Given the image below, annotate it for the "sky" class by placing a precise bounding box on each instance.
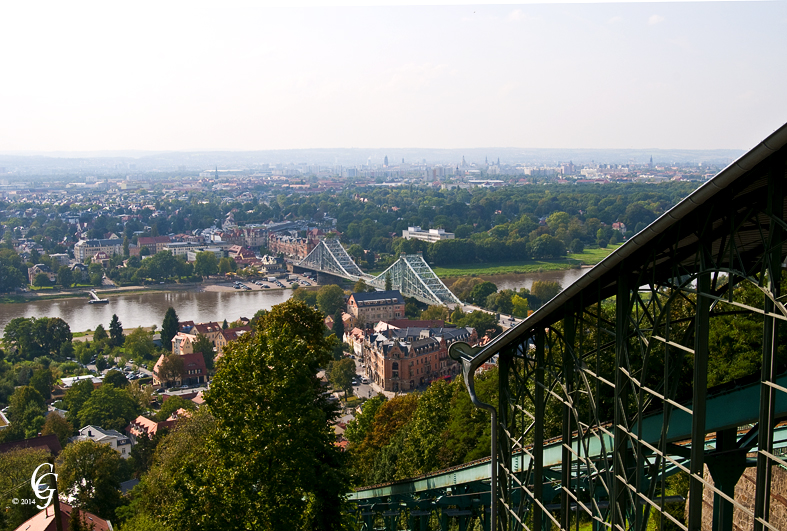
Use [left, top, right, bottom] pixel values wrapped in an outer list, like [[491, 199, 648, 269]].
[[1, 1, 786, 153]]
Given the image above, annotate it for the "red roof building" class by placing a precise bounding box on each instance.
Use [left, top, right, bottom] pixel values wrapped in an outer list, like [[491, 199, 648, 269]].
[[13, 503, 112, 531]]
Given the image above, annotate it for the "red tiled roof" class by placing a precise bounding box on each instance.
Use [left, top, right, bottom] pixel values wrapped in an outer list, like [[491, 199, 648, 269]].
[[0, 434, 62, 456], [13, 502, 111, 531]]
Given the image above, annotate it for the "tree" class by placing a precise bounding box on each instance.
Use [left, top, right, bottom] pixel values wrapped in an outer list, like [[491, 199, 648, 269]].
[[30, 368, 54, 400], [222, 319, 228, 330], [0, 447, 53, 529], [316, 284, 345, 317], [158, 354, 185, 387], [8, 386, 46, 439], [125, 327, 155, 360], [109, 314, 124, 347], [332, 309, 345, 340], [123, 236, 130, 257], [468, 281, 497, 305], [511, 294, 530, 318], [161, 307, 179, 351], [328, 357, 356, 399], [95, 355, 107, 372], [44, 317, 73, 357], [455, 310, 501, 338], [530, 280, 562, 304], [93, 324, 108, 343], [125, 409, 217, 529], [218, 257, 236, 274], [570, 238, 584, 254], [77, 384, 140, 432], [193, 251, 219, 277], [192, 334, 215, 371], [41, 413, 74, 447], [57, 440, 123, 521], [64, 380, 94, 425], [385, 271, 392, 291], [103, 369, 129, 388], [531, 234, 566, 259], [344, 393, 387, 446], [420, 305, 450, 322], [33, 271, 50, 287], [154, 394, 196, 422], [292, 285, 318, 306], [57, 265, 73, 288], [201, 299, 349, 529], [0, 263, 24, 292], [353, 279, 369, 293]]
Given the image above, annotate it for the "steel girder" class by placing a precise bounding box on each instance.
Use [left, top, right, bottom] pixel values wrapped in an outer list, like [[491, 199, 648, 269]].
[[299, 241, 460, 306], [445, 140, 787, 531], [370, 253, 461, 306], [299, 238, 370, 279]]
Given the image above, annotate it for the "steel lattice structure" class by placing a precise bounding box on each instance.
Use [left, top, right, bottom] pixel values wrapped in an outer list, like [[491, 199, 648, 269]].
[[299, 237, 370, 279], [368, 253, 461, 306], [298, 244, 460, 306], [348, 123, 787, 531]]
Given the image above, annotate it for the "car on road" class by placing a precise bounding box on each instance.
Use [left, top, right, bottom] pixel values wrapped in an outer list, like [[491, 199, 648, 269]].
[[362, 377, 369, 384]]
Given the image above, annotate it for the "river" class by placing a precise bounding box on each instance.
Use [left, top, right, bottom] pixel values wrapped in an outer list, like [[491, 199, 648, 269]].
[[469, 267, 591, 292], [0, 268, 586, 335], [0, 289, 293, 334]]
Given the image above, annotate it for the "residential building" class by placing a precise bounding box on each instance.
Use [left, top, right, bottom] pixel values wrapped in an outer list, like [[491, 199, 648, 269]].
[[13, 502, 112, 531], [214, 326, 252, 358], [74, 239, 123, 261], [126, 414, 176, 444], [27, 263, 55, 284], [347, 290, 405, 329], [72, 425, 133, 458], [363, 326, 477, 392], [153, 352, 207, 387], [172, 332, 197, 355], [267, 231, 319, 259], [185, 247, 223, 262], [137, 235, 172, 254]]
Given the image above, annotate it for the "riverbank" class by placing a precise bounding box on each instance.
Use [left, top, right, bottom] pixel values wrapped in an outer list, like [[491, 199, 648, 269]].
[[431, 244, 621, 278], [0, 278, 307, 304]]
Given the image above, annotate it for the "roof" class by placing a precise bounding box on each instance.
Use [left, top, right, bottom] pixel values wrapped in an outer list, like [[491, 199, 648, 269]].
[[193, 322, 222, 335], [387, 319, 447, 329], [350, 290, 404, 304], [465, 121, 787, 369], [12, 502, 112, 531], [137, 236, 171, 245], [0, 434, 62, 456], [76, 239, 122, 247]]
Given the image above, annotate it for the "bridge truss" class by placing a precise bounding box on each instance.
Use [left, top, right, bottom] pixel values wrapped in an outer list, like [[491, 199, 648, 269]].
[[368, 253, 461, 306], [349, 123, 787, 531], [298, 243, 460, 306]]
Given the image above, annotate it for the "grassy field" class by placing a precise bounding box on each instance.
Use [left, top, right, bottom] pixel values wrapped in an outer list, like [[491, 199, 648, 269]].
[[430, 245, 621, 278]]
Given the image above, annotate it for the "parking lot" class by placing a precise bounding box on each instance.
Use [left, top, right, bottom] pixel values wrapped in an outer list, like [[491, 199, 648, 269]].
[[230, 273, 316, 292]]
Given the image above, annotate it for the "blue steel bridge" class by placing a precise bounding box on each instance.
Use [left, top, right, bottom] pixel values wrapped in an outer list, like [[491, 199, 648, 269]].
[[348, 121, 787, 531]]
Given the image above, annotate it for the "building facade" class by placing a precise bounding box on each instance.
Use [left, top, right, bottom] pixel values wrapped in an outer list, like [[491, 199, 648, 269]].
[[402, 226, 455, 242], [74, 239, 123, 261], [267, 231, 319, 259], [347, 290, 405, 329], [363, 326, 477, 392]]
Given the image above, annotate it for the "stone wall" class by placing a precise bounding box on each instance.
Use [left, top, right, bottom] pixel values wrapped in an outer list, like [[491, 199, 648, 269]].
[[684, 464, 787, 531]]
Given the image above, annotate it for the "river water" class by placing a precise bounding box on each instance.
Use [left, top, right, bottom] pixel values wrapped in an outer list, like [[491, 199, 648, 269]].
[[474, 268, 591, 292], [0, 289, 293, 334], [0, 268, 587, 334]]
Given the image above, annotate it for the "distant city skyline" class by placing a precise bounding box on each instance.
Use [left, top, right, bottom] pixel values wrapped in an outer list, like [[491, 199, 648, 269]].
[[1, 1, 785, 153]]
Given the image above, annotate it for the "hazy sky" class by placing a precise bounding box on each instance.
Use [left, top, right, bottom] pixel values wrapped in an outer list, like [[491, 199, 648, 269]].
[[1, 1, 785, 152]]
